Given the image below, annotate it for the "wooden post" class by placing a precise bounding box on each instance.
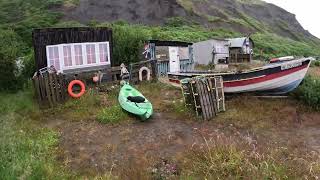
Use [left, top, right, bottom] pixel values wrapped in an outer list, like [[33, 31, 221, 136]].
[[43, 73, 53, 108], [151, 59, 158, 82], [48, 73, 57, 105], [53, 73, 61, 103]]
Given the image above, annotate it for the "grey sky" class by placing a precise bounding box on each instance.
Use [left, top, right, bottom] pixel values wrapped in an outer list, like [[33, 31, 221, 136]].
[[262, 0, 320, 38]]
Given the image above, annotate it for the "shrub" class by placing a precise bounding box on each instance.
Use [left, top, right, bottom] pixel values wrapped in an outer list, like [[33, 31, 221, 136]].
[[0, 29, 25, 91], [294, 76, 320, 109]]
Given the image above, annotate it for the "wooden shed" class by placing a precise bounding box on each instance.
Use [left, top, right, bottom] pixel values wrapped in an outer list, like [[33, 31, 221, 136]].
[[32, 27, 113, 74], [193, 39, 229, 65], [145, 40, 193, 74], [228, 37, 254, 63]]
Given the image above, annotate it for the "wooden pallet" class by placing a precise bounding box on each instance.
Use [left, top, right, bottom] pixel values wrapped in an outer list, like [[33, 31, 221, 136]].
[[181, 76, 225, 120]]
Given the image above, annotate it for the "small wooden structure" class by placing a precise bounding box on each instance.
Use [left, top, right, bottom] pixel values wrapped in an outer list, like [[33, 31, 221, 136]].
[[193, 39, 230, 65], [145, 40, 194, 76], [129, 60, 158, 83], [32, 71, 68, 108], [228, 37, 254, 63], [181, 76, 225, 120], [32, 27, 113, 76]]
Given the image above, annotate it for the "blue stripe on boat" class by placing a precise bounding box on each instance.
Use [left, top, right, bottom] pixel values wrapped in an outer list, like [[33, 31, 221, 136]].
[[258, 79, 303, 95]]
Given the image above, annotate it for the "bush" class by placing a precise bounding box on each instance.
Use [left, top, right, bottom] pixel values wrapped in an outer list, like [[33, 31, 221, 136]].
[[294, 76, 320, 109], [0, 29, 25, 91]]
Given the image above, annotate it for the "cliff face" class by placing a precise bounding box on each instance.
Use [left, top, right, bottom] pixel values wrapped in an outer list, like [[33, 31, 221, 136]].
[[61, 0, 317, 41]]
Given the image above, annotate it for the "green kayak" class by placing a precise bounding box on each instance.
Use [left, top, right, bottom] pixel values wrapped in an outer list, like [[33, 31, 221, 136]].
[[118, 82, 153, 120]]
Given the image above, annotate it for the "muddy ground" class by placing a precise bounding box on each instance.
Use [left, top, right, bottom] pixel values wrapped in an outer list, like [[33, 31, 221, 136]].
[[43, 81, 320, 178]]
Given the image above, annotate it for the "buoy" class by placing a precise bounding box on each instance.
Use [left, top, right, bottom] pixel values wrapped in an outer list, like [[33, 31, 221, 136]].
[[139, 66, 151, 81], [68, 80, 86, 98]]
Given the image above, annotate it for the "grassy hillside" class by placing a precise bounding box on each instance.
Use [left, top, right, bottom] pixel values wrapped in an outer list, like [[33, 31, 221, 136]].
[[0, 0, 320, 91]]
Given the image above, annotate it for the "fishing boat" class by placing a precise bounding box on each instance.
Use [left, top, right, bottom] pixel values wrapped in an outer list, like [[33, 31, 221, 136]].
[[168, 57, 312, 95], [118, 82, 153, 120]]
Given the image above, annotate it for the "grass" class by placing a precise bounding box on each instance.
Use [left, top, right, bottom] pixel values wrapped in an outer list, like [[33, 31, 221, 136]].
[[293, 75, 320, 110], [1, 82, 320, 178], [97, 105, 129, 124], [0, 89, 74, 179], [182, 136, 320, 179]]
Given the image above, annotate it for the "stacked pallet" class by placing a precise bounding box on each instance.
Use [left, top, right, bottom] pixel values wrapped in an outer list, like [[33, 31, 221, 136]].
[[181, 76, 225, 120]]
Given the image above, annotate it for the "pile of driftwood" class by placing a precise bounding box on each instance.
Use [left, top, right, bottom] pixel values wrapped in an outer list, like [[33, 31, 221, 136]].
[[181, 76, 225, 120]]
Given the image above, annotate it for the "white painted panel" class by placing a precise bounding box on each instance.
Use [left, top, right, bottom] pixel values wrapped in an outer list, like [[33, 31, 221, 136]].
[[169, 47, 180, 73]]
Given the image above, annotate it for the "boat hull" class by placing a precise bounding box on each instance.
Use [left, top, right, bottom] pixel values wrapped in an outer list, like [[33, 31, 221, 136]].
[[167, 58, 311, 95]]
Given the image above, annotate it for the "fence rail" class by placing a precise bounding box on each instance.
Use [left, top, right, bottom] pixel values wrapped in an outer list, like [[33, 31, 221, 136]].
[[32, 72, 67, 108]]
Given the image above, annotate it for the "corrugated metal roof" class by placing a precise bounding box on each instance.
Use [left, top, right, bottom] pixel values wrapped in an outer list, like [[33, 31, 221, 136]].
[[228, 37, 247, 48]]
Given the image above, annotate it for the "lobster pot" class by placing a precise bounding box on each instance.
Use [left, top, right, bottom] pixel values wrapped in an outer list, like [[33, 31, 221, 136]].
[[181, 76, 225, 120]]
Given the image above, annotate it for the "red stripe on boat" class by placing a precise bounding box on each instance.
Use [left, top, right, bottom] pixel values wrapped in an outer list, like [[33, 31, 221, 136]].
[[224, 64, 308, 87]]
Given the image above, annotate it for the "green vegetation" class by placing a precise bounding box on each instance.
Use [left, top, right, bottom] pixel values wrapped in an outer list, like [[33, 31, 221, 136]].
[[0, 0, 320, 91], [0, 90, 74, 179], [252, 33, 319, 60], [294, 75, 320, 110], [182, 138, 320, 179], [97, 105, 129, 124]]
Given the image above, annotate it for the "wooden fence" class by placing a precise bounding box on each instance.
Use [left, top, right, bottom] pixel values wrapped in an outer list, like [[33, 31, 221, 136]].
[[32, 72, 67, 108]]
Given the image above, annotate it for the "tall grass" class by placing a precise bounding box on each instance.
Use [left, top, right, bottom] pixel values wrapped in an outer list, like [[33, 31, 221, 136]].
[[0, 89, 74, 179], [182, 136, 320, 179], [294, 75, 320, 110]]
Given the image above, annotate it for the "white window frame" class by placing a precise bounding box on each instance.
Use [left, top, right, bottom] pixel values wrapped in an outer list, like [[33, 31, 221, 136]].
[[46, 45, 62, 71], [46, 41, 110, 73]]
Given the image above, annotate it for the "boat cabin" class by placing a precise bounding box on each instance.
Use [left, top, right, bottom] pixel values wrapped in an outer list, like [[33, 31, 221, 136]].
[[32, 27, 113, 75], [144, 40, 193, 74]]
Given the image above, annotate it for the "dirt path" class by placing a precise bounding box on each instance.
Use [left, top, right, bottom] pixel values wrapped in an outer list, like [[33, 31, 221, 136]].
[[48, 113, 229, 175]]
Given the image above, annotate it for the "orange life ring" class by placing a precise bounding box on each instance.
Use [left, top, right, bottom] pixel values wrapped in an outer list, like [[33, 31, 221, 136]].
[[68, 80, 86, 98]]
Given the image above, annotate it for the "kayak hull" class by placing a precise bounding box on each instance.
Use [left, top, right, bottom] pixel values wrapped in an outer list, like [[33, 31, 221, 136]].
[[118, 84, 153, 120]]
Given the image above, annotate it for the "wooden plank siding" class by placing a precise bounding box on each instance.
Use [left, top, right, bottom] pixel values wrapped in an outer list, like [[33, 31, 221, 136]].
[[32, 27, 113, 71]]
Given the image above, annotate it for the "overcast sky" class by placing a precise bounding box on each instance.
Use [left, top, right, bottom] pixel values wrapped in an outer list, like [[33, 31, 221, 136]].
[[262, 0, 320, 38]]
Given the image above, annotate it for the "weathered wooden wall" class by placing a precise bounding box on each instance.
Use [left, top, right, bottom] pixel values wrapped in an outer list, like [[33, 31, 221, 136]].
[[32, 27, 113, 71]]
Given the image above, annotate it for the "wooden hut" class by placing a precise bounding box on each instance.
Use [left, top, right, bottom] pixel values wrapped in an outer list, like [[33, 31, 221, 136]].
[[193, 39, 230, 65], [32, 27, 113, 75], [145, 40, 193, 75], [228, 37, 254, 63]]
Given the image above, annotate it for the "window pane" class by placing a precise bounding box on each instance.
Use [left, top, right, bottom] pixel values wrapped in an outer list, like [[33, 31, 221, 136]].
[[48, 47, 54, 66], [53, 47, 60, 70], [63, 46, 72, 66], [86, 44, 96, 64], [74, 45, 83, 65], [99, 44, 108, 62], [48, 46, 60, 71]]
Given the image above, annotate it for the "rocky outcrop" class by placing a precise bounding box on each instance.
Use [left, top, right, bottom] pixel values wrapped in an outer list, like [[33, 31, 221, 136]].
[[61, 0, 317, 40]]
